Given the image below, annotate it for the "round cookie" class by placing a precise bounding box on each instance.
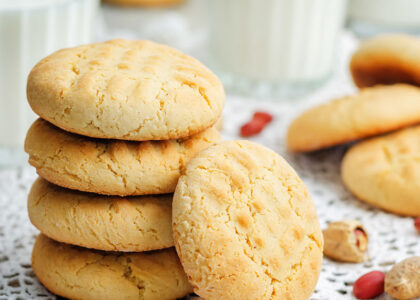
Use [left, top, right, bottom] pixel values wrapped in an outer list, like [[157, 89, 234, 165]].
[[342, 126, 420, 216], [27, 39, 225, 141], [351, 34, 420, 88], [25, 118, 220, 196], [287, 84, 420, 152], [32, 234, 193, 300], [103, 0, 184, 6], [172, 141, 323, 299], [28, 177, 173, 252]]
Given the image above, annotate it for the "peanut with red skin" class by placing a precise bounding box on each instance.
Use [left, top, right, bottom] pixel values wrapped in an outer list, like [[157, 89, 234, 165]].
[[240, 111, 273, 137], [240, 119, 266, 137], [354, 228, 368, 252], [353, 271, 385, 299], [414, 217, 420, 234], [253, 112, 273, 123]]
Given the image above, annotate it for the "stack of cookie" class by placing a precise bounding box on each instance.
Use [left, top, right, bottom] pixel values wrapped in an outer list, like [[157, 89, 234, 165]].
[[24, 39, 224, 299], [287, 34, 420, 217]]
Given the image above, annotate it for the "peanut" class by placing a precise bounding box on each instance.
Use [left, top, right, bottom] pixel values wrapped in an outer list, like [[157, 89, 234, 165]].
[[415, 217, 420, 234], [322, 220, 368, 263], [385, 256, 420, 300], [240, 111, 273, 137], [353, 271, 385, 299]]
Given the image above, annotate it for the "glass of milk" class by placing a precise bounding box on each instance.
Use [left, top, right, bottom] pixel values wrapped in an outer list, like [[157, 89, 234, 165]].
[[0, 0, 99, 167], [207, 0, 348, 98], [349, 0, 420, 37]]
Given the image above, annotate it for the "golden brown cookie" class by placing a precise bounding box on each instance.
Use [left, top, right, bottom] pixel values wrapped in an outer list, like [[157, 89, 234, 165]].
[[25, 118, 220, 196], [287, 84, 420, 152], [27, 39, 224, 141], [103, 0, 184, 6], [351, 34, 420, 88], [32, 234, 193, 300], [173, 140, 323, 299], [28, 178, 173, 252], [342, 126, 420, 216]]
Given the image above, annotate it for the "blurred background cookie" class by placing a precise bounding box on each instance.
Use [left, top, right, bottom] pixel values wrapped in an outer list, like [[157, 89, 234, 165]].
[[351, 35, 420, 88], [342, 125, 420, 216], [287, 84, 420, 152]]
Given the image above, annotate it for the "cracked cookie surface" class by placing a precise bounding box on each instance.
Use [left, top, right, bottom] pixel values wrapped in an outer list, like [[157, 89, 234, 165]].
[[32, 234, 193, 300], [287, 84, 420, 152], [25, 119, 220, 196], [28, 178, 173, 252], [172, 141, 323, 300], [342, 126, 420, 216], [27, 39, 224, 141]]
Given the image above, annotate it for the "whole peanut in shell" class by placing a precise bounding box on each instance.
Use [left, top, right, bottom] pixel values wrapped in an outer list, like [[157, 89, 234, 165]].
[[323, 220, 368, 263], [385, 256, 420, 300]]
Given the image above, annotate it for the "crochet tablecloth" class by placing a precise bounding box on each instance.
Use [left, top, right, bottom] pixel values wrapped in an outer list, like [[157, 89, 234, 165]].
[[1, 3, 419, 300]]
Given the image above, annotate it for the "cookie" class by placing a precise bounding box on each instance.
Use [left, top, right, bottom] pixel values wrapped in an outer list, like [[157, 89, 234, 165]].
[[28, 178, 173, 252], [103, 0, 184, 6], [172, 141, 323, 299], [351, 34, 420, 88], [27, 39, 225, 141], [215, 116, 223, 131], [342, 126, 420, 216], [25, 118, 220, 196], [287, 84, 420, 152], [32, 234, 193, 300]]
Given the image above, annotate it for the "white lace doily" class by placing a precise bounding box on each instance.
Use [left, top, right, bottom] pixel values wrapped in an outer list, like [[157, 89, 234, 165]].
[[1, 4, 419, 300]]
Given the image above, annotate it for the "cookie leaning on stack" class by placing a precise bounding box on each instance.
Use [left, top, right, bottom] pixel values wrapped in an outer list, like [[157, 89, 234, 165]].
[[173, 141, 324, 299], [25, 39, 225, 299]]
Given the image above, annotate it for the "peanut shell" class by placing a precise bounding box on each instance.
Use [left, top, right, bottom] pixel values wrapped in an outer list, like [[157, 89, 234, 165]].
[[385, 256, 420, 300], [323, 220, 368, 263]]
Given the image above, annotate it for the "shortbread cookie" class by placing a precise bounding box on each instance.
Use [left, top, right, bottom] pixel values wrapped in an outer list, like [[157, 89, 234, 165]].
[[28, 178, 173, 251], [104, 0, 184, 6], [25, 119, 220, 196], [27, 39, 224, 141], [215, 116, 223, 131], [351, 34, 420, 88], [287, 84, 420, 152], [173, 141, 323, 299], [342, 126, 420, 216], [32, 234, 193, 300]]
